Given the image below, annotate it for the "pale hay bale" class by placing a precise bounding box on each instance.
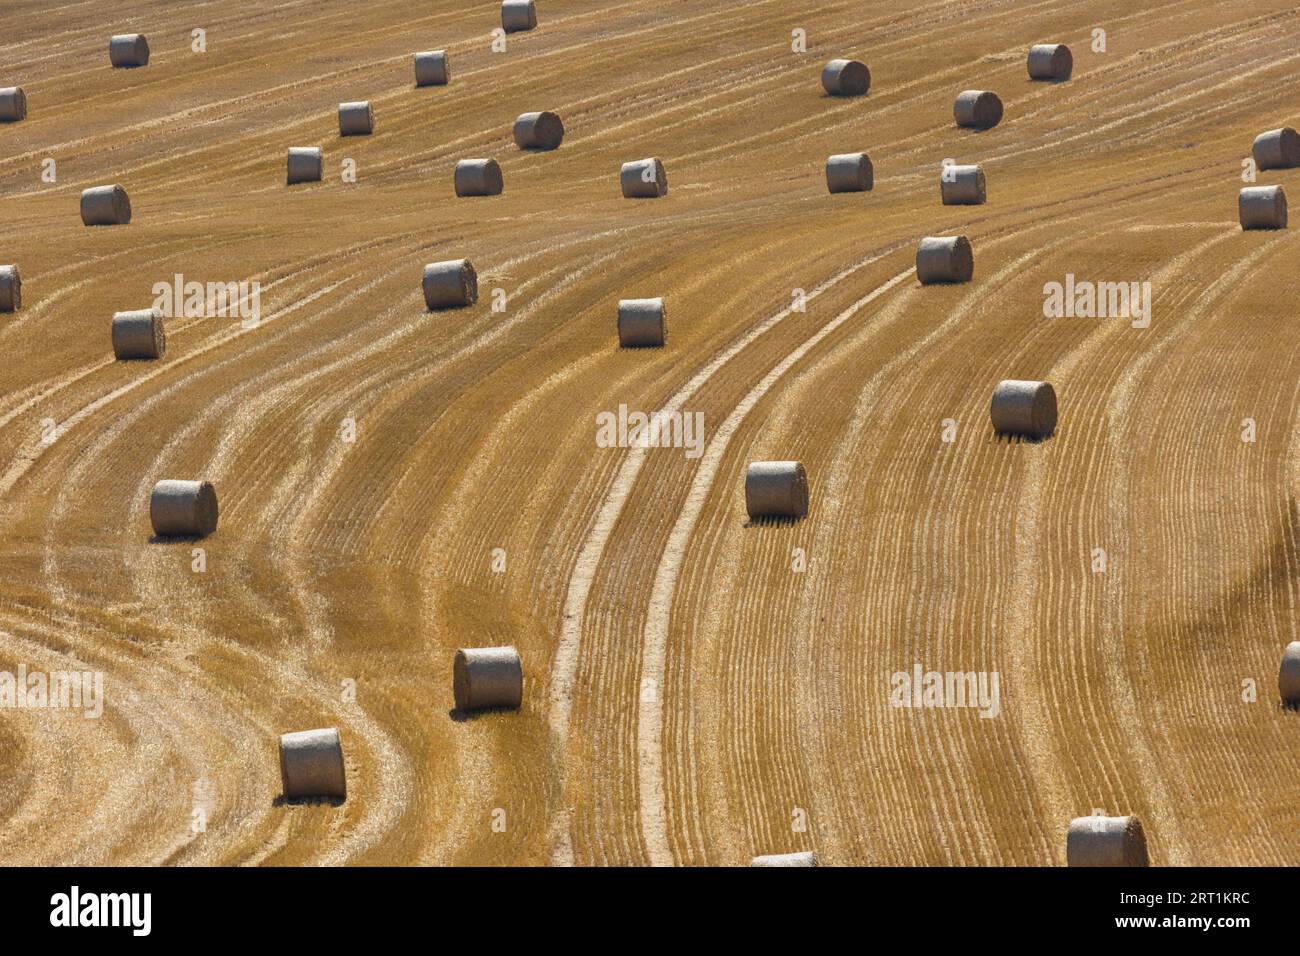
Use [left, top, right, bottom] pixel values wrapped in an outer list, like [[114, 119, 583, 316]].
[[1067, 815, 1149, 867], [501, 0, 537, 33], [1239, 185, 1287, 229], [1252, 127, 1300, 170], [621, 157, 667, 198], [1279, 641, 1300, 704], [112, 308, 165, 360], [915, 235, 973, 284], [513, 110, 564, 150], [940, 164, 986, 205], [454, 647, 523, 711], [991, 379, 1057, 438], [414, 50, 450, 87], [423, 259, 478, 309], [826, 152, 873, 193], [0, 264, 20, 312], [821, 58, 870, 96], [279, 728, 347, 800], [287, 147, 323, 184], [954, 90, 1003, 129], [109, 34, 150, 68], [751, 851, 817, 867], [745, 461, 809, 519], [338, 101, 374, 136], [80, 184, 131, 226], [617, 297, 666, 347], [454, 159, 503, 197], [0, 87, 27, 122], [150, 479, 219, 537], [1027, 43, 1072, 80]]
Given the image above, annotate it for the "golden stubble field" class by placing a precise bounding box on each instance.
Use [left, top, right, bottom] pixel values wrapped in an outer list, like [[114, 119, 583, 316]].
[[0, 0, 1297, 865]]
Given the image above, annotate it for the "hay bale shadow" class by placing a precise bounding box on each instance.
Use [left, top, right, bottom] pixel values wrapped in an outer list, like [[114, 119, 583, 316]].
[[743, 515, 804, 528], [991, 428, 1056, 445], [1280, 699, 1299, 713], [273, 794, 345, 808], [147, 533, 206, 544]]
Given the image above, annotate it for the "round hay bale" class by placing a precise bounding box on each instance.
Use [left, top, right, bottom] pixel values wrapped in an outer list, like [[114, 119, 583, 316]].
[[513, 110, 564, 150], [1239, 185, 1287, 230], [112, 308, 165, 360], [80, 184, 131, 226], [821, 58, 870, 96], [954, 90, 1003, 129], [617, 297, 666, 347], [150, 479, 219, 537], [287, 147, 323, 185], [0, 264, 20, 313], [453, 647, 523, 711], [1027, 43, 1073, 80], [991, 379, 1057, 438], [414, 50, 450, 87], [940, 164, 986, 205], [423, 259, 478, 309], [501, 0, 537, 32], [826, 152, 873, 193], [454, 159, 503, 197], [0, 86, 27, 122], [1067, 815, 1149, 867], [915, 235, 974, 284], [620, 157, 668, 198], [338, 101, 373, 136], [1252, 127, 1300, 170], [745, 461, 809, 519], [1279, 641, 1300, 704], [279, 728, 346, 800], [109, 34, 150, 68], [751, 851, 817, 867]]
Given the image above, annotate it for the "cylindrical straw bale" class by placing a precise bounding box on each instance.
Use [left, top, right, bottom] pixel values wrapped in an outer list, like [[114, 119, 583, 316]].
[[287, 147, 323, 184], [415, 50, 450, 87], [940, 164, 986, 205], [1027, 44, 1073, 80], [915, 236, 973, 284], [954, 90, 1003, 129], [1239, 185, 1287, 230], [745, 461, 809, 519], [80, 184, 131, 226], [150, 479, 219, 537], [338, 101, 374, 136], [991, 379, 1057, 438], [617, 298, 666, 347], [279, 728, 346, 800], [751, 852, 817, 867], [109, 34, 150, 68], [454, 159, 503, 197], [1066, 815, 1149, 867], [513, 110, 564, 150], [0, 87, 27, 122], [454, 647, 523, 711], [821, 59, 870, 96], [1279, 641, 1300, 704], [112, 308, 165, 359], [620, 158, 667, 198], [423, 259, 478, 309], [1252, 127, 1300, 170], [0, 264, 20, 313], [501, 0, 537, 33], [826, 153, 873, 193]]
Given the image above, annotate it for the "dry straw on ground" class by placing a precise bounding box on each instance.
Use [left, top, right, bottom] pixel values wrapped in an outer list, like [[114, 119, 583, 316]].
[[915, 235, 974, 283], [513, 110, 564, 150], [991, 379, 1057, 438], [109, 34, 150, 68], [286, 147, 322, 184], [826, 152, 873, 193], [620, 157, 668, 198], [1239, 185, 1287, 229], [453, 647, 523, 711], [617, 297, 666, 346], [279, 728, 347, 799], [821, 58, 870, 96], [80, 184, 131, 225], [0, 264, 19, 312], [940, 164, 986, 204], [423, 259, 478, 309], [150, 479, 219, 537], [1066, 815, 1149, 866], [454, 159, 503, 197], [111, 309, 165, 360], [954, 90, 1003, 129], [414, 50, 450, 87], [1027, 43, 1073, 80], [745, 461, 809, 519]]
